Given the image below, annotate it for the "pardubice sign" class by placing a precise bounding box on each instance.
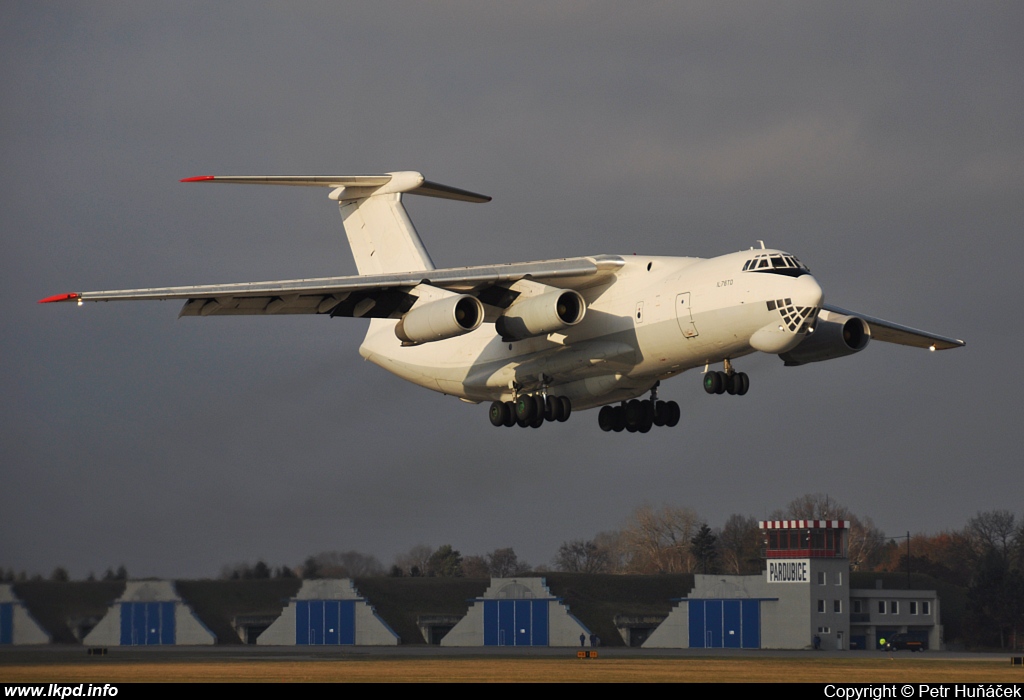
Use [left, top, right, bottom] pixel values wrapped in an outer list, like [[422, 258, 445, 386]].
[[767, 559, 810, 583]]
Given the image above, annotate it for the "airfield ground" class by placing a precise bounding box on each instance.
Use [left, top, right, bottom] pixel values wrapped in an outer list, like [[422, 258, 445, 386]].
[[2, 647, 1021, 683]]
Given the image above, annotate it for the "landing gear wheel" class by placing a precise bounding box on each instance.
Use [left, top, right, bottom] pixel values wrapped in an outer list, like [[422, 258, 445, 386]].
[[545, 395, 561, 422], [530, 411, 544, 428], [653, 400, 667, 426], [715, 371, 728, 394], [664, 400, 680, 427], [726, 373, 739, 395], [638, 401, 654, 433], [558, 396, 572, 421], [503, 401, 517, 427], [515, 395, 535, 424], [598, 405, 615, 432], [612, 405, 626, 431], [625, 399, 643, 428], [489, 401, 507, 426], [736, 372, 749, 395], [703, 372, 722, 395]]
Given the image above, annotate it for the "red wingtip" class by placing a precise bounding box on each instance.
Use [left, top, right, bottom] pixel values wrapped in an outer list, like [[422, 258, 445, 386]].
[[180, 175, 215, 183], [39, 293, 81, 304]]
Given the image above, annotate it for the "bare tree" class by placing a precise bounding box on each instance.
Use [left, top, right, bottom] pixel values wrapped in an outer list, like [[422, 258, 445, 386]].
[[554, 539, 612, 573], [719, 514, 763, 575], [304, 550, 384, 578], [486, 548, 530, 577], [780, 493, 885, 571], [621, 503, 702, 573], [393, 544, 434, 577]]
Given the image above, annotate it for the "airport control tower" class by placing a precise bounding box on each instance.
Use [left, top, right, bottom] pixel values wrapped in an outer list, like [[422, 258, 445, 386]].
[[760, 520, 851, 650]]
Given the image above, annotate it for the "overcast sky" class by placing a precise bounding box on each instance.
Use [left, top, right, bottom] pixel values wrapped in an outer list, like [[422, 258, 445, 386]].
[[3, 2, 1021, 579]]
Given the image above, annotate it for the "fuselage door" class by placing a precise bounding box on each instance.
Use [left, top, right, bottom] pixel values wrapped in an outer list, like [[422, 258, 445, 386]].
[[675, 292, 698, 338]]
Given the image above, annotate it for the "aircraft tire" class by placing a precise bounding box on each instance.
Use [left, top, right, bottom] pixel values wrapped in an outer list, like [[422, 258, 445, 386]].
[[545, 395, 561, 422], [737, 372, 750, 395], [716, 371, 728, 394], [653, 400, 666, 426], [530, 411, 545, 428], [489, 401, 507, 426], [703, 372, 720, 394], [557, 396, 571, 421], [598, 405, 614, 432], [612, 405, 626, 432], [503, 401, 518, 427], [664, 400, 680, 427], [515, 395, 535, 422], [625, 399, 642, 427], [726, 374, 739, 395], [638, 401, 654, 433]]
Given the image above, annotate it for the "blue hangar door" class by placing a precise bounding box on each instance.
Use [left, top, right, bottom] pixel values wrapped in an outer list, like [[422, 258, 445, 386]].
[[295, 600, 356, 645], [119, 602, 175, 645], [688, 599, 760, 649], [1, 603, 12, 644], [483, 600, 549, 646]]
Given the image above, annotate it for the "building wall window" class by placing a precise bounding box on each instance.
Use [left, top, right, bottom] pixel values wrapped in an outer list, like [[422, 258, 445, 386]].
[[878, 600, 886, 614], [910, 601, 918, 615], [835, 572, 842, 586], [818, 571, 826, 585], [890, 601, 899, 615], [818, 599, 825, 613], [922, 601, 930, 615], [834, 600, 842, 613]]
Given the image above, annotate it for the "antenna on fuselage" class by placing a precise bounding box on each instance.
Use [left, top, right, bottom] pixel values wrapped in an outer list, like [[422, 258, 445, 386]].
[[757, 240, 765, 249]]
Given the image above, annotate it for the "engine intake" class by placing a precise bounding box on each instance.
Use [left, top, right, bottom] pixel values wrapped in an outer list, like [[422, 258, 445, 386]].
[[495, 290, 586, 341], [395, 294, 484, 345], [779, 314, 870, 366]]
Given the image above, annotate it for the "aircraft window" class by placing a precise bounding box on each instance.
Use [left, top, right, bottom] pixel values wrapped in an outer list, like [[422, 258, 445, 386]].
[[785, 298, 792, 306], [758, 259, 769, 269], [743, 260, 752, 271], [770, 255, 784, 267], [767, 300, 776, 311]]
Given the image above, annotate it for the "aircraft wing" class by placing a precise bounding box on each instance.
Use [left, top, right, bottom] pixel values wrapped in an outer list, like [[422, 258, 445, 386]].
[[822, 303, 965, 350], [39, 255, 625, 318]]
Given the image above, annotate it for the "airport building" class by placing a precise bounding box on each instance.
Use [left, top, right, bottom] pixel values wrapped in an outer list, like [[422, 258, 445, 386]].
[[643, 520, 940, 650], [83, 580, 215, 646], [0, 584, 50, 645], [441, 577, 590, 647], [256, 578, 398, 645]]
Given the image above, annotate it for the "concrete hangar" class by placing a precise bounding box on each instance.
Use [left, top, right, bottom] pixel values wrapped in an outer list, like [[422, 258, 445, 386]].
[[2, 522, 942, 650]]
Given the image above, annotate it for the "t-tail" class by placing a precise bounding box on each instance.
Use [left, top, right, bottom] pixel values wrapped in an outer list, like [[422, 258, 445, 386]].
[[180, 171, 491, 275]]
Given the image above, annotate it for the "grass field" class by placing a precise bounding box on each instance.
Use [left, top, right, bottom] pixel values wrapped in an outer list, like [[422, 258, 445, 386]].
[[3, 656, 1022, 683]]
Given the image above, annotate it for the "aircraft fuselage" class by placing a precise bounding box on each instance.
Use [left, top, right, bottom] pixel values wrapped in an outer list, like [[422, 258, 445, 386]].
[[359, 248, 824, 409]]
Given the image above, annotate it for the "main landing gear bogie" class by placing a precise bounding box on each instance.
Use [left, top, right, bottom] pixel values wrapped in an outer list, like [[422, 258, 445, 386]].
[[597, 399, 680, 433], [489, 394, 571, 428]]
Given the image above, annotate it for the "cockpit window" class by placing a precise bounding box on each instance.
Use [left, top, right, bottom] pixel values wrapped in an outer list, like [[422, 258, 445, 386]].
[[742, 252, 811, 277]]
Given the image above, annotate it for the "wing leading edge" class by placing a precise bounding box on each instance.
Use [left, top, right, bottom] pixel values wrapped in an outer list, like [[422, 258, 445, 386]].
[[39, 255, 625, 318], [822, 303, 965, 350]]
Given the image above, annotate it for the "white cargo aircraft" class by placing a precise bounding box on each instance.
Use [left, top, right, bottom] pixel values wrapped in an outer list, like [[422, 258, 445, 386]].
[[41, 172, 965, 432]]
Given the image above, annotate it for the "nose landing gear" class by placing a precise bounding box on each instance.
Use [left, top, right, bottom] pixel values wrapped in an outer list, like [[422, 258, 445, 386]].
[[703, 360, 749, 396]]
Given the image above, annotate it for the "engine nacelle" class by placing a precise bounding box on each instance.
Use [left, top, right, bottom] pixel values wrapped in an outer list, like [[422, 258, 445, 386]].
[[779, 314, 870, 366], [495, 289, 586, 341], [394, 294, 484, 345]]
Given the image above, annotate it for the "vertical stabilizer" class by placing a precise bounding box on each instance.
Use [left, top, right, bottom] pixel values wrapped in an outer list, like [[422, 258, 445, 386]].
[[338, 192, 434, 275]]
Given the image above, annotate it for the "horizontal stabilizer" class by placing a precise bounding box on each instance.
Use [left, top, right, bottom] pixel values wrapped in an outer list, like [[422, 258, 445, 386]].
[[180, 171, 491, 203]]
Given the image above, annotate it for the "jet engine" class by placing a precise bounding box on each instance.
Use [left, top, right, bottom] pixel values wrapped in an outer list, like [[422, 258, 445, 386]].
[[394, 294, 484, 345], [495, 289, 586, 341], [778, 313, 870, 366]]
